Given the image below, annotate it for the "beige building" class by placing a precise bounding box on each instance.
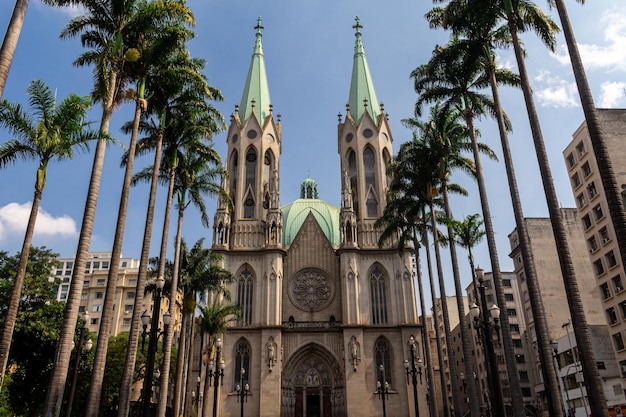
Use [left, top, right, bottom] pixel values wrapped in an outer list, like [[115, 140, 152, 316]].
[[508, 210, 609, 414], [563, 109, 626, 385], [195, 18, 424, 417]]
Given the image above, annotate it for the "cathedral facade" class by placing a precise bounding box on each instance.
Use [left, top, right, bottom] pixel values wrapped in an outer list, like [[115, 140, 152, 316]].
[[203, 17, 425, 417]]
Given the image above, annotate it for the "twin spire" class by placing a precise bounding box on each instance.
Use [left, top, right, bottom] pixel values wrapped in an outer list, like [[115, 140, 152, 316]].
[[238, 16, 380, 126]]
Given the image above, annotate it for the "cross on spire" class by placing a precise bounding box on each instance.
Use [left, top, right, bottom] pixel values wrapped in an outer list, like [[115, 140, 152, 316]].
[[353, 16, 363, 35], [255, 16, 264, 34]]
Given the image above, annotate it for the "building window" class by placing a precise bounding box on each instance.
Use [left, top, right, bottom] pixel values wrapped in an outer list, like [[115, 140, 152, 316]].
[[503, 279, 511, 287], [601, 283, 611, 300], [233, 339, 251, 389], [582, 214, 592, 230], [512, 339, 523, 348], [571, 173, 581, 188], [370, 265, 388, 324], [102, 261, 109, 269], [576, 193, 586, 208], [375, 337, 392, 385], [93, 261, 100, 269], [588, 181, 597, 198], [93, 304, 101, 312], [121, 261, 128, 268], [78, 305, 85, 313], [607, 307, 619, 325], [95, 292, 103, 299], [124, 304, 133, 313], [593, 204, 604, 221], [588, 236, 598, 253], [97, 279, 106, 286], [619, 300, 626, 319], [613, 332, 625, 351], [237, 266, 254, 326], [576, 142, 586, 157], [607, 251, 618, 268], [600, 227, 611, 244], [123, 318, 131, 325], [81, 293, 88, 300], [505, 293, 514, 302], [506, 309, 517, 317], [594, 260, 605, 276], [519, 371, 529, 382], [510, 324, 520, 333], [126, 291, 136, 299], [91, 318, 99, 325], [348, 149, 359, 218], [566, 153, 576, 167], [581, 161, 592, 178], [613, 275, 623, 293], [363, 147, 378, 217], [516, 354, 526, 364], [84, 280, 90, 288]]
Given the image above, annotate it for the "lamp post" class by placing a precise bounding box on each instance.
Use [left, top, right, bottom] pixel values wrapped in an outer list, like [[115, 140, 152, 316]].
[[66, 311, 93, 417], [404, 335, 422, 417], [207, 337, 225, 417], [141, 276, 171, 417], [470, 267, 505, 417], [236, 368, 250, 417], [192, 375, 201, 416], [377, 364, 390, 417]]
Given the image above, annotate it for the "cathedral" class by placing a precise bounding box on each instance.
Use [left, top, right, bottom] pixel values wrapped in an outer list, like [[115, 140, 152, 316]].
[[201, 17, 424, 417]]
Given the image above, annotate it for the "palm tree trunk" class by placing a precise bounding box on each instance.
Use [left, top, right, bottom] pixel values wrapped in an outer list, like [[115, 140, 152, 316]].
[[554, 0, 626, 271], [43, 78, 117, 417], [0, 187, 40, 392], [422, 209, 450, 417], [117, 128, 165, 417], [412, 233, 439, 417], [442, 186, 480, 417], [0, 0, 28, 99], [84, 97, 142, 417], [429, 199, 463, 417], [486, 61, 563, 417], [506, 13, 608, 417], [173, 305, 189, 417], [156, 206, 185, 417], [463, 111, 525, 417]]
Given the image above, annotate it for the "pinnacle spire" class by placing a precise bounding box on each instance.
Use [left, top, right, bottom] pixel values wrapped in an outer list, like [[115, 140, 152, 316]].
[[348, 16, 381, 125], [240, 16, 272, 124]]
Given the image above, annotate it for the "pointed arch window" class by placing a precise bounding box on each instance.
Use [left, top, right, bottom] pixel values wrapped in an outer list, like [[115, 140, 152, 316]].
[[230, 150, 239, 205], [233, 338, 251, 389], [363, 147, 378, 217], [370, 265, 388, 324], [375, 337, 392, 385], [382, 148, 391, 191], [348, 149, 359, 217], [237, 266, 254, 326], [244, 148, 257, 218], [263, 150, 274, 186]]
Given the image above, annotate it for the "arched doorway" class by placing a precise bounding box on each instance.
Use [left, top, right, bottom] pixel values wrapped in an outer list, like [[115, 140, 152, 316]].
[[281, 343, 346, 417]]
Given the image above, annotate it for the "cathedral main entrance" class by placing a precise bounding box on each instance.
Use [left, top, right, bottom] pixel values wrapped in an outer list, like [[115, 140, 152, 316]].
[[280, 343, 346, 417]]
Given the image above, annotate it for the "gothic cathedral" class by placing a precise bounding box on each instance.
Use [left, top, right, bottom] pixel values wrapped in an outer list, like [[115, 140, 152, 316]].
[[205, 17, 424, 417]]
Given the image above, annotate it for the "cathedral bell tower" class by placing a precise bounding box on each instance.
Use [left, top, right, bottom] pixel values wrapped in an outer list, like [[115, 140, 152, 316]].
[[337, 17, 394, 249], [213, 17, 283, 250]]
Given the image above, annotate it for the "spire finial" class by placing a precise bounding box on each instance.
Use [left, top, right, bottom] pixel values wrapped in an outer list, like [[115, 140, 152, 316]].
[[353, 16, 362, 36], [255, 16, 264, 36]]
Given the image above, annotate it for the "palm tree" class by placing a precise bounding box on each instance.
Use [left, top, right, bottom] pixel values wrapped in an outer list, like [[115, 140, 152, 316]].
[[0, 79, 97, 392], [0, 0, 27, 98], [500, 0, 609, 414], [427, 2, 565, 414], [41, 1, 194, 414], [83, 17, 195, 417], [413, 43, 526, 417]]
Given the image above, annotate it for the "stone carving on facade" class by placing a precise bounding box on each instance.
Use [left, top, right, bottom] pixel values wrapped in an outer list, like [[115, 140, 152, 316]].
[[267, 336, 277, 371], [289, 269, 334, 311], [344, 259, 358, 281], [349, 335, 360, 371]]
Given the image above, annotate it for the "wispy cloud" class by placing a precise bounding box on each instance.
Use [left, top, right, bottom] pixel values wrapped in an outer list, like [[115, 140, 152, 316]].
[[553, 9, 626, 72], [533, 70, 579, 108], [34, 0, 85, 18], [599, 81, 626, 108], [0, 202, 78, 242]]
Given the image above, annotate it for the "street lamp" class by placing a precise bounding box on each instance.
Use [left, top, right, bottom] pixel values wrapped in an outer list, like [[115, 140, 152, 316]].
[[66, 311, 93, 417], [470, 267, 505, 417], [236, 368, 250, 417], [377, 364, 390, 417], [207, 337, 225, 417], [141, 276, 171, 417], [404, 335, 422, 417]]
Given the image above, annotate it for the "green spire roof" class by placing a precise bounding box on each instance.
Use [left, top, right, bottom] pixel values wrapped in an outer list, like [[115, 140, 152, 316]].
[[240, 17, 272, 124], [348, 17, 381, 124]]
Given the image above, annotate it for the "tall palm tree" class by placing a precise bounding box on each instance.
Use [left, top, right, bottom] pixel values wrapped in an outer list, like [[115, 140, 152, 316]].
[[500, 0, 609, 414], [412, 43, 526, 417], [83, 17, 195, 417], [41, 1, 193, 414], [0, 0, 27, 98], [445, 213, 485, 298], [0, 79, 97, 392], [376, 154, 440, 417], [427, 2, 565, 414]]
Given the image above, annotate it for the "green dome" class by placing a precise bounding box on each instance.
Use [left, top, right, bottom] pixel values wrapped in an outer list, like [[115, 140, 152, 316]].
[[282, 179, 340, 247]]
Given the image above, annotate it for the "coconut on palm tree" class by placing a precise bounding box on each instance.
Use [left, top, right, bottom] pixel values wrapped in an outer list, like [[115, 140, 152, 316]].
[[0, 79, 97, 392]]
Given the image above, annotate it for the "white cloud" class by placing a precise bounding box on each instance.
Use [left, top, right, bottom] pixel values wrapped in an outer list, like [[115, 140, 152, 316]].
[[0, 202, 78, 242], [532, 70, 579, 108], [599, 81, 626, 108], [553, 10, 626, 72], [34, 0, 85, 18]]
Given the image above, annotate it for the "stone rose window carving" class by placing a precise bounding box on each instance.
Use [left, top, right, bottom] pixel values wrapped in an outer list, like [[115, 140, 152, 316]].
[[289, 269, 334, 311]]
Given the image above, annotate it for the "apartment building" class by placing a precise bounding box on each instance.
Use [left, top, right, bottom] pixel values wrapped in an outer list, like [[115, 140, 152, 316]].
[[563, 109, 626, 384]]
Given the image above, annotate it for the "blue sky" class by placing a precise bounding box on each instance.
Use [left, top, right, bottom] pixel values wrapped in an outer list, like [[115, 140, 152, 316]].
[[1, 0, 626, 306]]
